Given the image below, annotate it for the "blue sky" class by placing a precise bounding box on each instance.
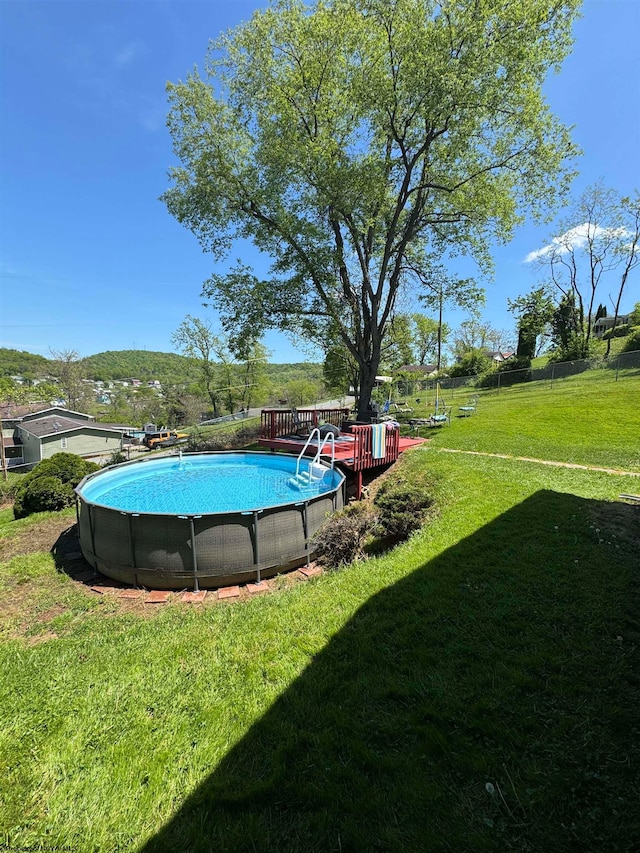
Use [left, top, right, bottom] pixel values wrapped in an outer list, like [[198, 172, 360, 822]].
[[1, 0, 639, 363]]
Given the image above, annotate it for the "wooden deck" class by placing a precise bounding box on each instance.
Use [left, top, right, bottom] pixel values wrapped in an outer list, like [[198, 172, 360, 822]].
[[258, 408, 427, 498]]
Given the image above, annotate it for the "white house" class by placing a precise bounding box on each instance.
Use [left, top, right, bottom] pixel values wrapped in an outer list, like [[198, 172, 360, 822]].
[[593, 313, 631, 338], [0, 405, 130, 469]]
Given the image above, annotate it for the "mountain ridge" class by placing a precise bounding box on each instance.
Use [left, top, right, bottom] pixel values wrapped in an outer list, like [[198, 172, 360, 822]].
[[1, 347, 321, 386]]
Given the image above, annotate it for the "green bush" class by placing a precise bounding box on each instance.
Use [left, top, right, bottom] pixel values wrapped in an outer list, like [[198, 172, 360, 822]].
[[313, 501, 376, 568], [31, 452, 100, 486], [12, 453, 100, 519], [14, 476, 74, 517], [449, 350, 494, 378], [0, 474, 21, 505], [602, 323, 630, 340], [496, 355, 531, 373], [621, 326, 640, 353], [105, 451, 127, 466], [547, 335, 599, 363], [373, 478, 436, 542]]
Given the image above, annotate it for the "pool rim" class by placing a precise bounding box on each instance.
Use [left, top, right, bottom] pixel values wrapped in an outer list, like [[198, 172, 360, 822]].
[[75, 449, 345, 517]]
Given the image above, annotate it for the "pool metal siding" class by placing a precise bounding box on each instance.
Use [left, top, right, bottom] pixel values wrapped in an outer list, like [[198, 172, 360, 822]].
[[76, 452, 344, 590]]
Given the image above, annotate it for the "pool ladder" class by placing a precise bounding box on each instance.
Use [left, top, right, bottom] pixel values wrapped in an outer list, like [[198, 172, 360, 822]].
[[290, 428, 335, 488]]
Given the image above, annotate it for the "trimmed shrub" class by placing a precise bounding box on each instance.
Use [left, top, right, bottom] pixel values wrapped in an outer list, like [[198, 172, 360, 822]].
[[31, 452, 100, 486], [373, 478, 436, 542], [12, 453, 100, 519], [313, 501, 376, 568], [14, 475, 74, 518]]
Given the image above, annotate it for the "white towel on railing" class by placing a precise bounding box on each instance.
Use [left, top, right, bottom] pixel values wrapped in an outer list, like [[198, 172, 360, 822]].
[[371, 423, 386, 459]]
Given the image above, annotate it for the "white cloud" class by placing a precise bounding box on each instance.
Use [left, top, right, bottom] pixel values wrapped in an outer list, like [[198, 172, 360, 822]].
[[524, 243, 554, 264], [524, 223, 628, 263]]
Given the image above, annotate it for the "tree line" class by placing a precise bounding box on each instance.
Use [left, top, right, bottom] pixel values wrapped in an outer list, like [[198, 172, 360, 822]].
[[0, 346, 326, 427]]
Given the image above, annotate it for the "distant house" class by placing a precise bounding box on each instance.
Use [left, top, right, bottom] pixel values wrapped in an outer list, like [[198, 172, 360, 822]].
[[397, 364, 438, 377], [593, 313, 631, 338], [485, 351, 516, 363], [0, 405, 130, 469]]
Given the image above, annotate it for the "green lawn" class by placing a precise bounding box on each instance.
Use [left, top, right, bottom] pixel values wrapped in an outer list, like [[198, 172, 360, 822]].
[[410, 375, 640, 472], [0, 380, 639, 851]]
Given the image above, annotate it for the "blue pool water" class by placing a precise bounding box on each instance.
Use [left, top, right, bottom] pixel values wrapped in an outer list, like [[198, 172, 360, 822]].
[[78, 452, 340, 515]]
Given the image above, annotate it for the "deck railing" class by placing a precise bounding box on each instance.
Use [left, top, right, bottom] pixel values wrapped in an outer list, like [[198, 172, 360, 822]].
[[259, 409, 400, 473], [260, 408, 350, 440], [348, 423, 399, 471]]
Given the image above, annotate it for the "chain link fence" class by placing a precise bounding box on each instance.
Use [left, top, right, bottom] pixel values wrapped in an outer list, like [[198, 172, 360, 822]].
[[396, 349, 640, 398]]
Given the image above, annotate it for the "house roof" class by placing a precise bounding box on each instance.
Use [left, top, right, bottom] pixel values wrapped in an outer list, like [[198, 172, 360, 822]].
[[0, 403, 50, 420], [1, 436, 22, 448], [22, 406, 94, 422], [0, 404, 94, 423], [397, 364, 438, 374], [593, 314, 630, 328], [486, 351, 516, 361], [18, 415, 126, 439]]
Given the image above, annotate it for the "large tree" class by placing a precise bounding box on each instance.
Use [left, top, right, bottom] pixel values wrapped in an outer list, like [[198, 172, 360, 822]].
[[507, 285, 555, 359], [322, 312, 437, 404], [172, 316, 270, 415], [409, 313, 444, 366], [451, 307, 495, 360], [529, 183, 640, 359], [172, 316, 224, 416], [164, 0, 579, 418], [49, 349, 88, 411]]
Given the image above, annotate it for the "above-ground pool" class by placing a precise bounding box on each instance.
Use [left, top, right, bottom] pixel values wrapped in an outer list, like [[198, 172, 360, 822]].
[[75, 451, 344, 590]]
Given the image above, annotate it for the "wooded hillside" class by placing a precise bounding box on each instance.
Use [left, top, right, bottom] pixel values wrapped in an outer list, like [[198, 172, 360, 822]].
[[81, 350, 198, 383], [0, 348, 322, 388], [0, 348, 50, 378]]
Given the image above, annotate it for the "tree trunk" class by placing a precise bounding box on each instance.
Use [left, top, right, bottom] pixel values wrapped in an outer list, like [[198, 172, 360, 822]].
[[208, 391, 220, 419], [356, 360, 379, 421]]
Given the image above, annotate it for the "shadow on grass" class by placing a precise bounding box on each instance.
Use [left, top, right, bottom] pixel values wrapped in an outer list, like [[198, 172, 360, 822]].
[[51, 523, 102, 586], [139, 490, 637, 852]]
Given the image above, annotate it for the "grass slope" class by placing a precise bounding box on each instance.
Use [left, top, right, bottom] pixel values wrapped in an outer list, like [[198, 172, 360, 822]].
[[413, 375, 640, 472], [0, 378, 638, 851]]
